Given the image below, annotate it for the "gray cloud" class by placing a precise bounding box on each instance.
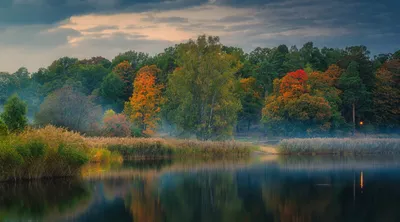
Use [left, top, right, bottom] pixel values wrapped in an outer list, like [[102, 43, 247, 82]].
[[0, 26, 81, 48], [0, 0, 208, 27], [142, 15, 189, 23], [0, 0, 399, 73], [83, 25, 119, 32], [218, 15, 254, 23], [0, 31, 173, 73]]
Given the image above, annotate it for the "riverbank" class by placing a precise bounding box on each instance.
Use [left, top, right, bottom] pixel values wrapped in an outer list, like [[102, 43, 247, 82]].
[[2, 125, 400, 181], [0, 126, 256, 181]]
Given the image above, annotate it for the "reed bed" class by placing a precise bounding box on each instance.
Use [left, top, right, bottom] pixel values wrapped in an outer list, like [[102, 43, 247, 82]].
[[279, 138, 400, 155], [0, 126, 121, 181], [85, 137, 255, 159]]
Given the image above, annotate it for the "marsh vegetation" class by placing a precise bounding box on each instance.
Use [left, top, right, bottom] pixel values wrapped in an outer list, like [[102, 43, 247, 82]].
[[278, 138, 400, 155]]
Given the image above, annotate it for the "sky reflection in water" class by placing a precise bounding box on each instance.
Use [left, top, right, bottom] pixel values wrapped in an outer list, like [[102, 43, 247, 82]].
[[1, 156, 400, 222]]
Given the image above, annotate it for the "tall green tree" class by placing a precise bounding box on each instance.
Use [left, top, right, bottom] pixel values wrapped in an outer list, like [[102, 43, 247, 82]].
[[339, 61, 369, 135], [166, 35, 241, 140], [152, 47, 177, 85], [237, 77, 263, 132], [75, 64, 108, 94], [111, 51, 150, 71], [99, 72, 125, 112], [373, 58, 400, 131], [113, 61, 136, 100], [0, 94, 28, 133]]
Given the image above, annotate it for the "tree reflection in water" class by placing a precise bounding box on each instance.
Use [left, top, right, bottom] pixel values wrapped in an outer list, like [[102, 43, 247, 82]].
[[123, 158, 400, 222], [0, 179, 92, 221], [2, 157, 400, 222]]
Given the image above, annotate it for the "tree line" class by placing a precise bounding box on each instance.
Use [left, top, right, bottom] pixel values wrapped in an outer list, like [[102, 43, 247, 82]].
[[0, 35, 399, 139]]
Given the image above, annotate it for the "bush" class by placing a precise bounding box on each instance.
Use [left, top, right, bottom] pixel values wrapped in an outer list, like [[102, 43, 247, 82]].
[[16, 140, 47, 158], [58, 143, 89, 166], [130, 125, 144, 137], [102, 113, 131, 137], [0, 94, 28, 133], [0, 120, 8, 136]]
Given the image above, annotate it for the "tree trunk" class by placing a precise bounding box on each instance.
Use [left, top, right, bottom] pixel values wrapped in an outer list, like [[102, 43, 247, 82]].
[[352, 103, 355, 136]]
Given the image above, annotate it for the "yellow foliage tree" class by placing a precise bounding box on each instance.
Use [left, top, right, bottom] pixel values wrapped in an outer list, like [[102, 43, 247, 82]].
[[127, 65, 163, 135]]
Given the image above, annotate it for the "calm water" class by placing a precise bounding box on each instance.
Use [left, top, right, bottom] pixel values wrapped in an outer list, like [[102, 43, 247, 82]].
[[2, 156, 400, 222]]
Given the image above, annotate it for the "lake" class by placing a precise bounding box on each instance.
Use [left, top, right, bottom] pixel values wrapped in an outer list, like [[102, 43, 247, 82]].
[[1, 156, 400, 222]]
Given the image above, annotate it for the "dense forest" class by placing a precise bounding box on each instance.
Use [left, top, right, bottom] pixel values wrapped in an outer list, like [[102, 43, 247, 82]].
[[0, 35, 399, 139]]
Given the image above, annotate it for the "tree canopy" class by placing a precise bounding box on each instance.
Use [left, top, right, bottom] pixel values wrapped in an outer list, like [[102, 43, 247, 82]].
[[0, 35, 398, 138]]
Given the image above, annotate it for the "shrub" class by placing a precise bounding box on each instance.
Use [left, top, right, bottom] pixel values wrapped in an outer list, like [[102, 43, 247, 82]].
[[102, 113, 131, 137], [16, 140, 47, 158], [0, 119, 8, 136], [0, 94, 28, 133], [130, 125, 144, 137], [58, 143, 89, 166]]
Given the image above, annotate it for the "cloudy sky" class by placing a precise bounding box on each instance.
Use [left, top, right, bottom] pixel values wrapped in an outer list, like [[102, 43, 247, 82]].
[[0, 0, 399, 73]]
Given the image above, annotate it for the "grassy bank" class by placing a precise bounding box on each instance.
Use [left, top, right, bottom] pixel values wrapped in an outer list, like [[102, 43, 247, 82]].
[[0, 126, 121, 181], [86, 137, 255, 159], [278, 138, 400, 155], [0, 126, 255, 181]]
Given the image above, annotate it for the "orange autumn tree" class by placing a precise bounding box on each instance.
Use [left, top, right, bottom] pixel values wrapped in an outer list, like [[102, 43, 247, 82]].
[[308, 64, 343, 110], [279, 69, 309, 99], [126, 65, 164, 135], [262, 69, 333, 136]]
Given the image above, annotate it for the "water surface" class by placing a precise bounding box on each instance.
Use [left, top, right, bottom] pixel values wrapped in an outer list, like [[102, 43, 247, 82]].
[[1, 156, 400, 222]]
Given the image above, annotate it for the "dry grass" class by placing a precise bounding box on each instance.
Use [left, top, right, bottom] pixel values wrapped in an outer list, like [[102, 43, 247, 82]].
[[85, 137, 255, 159], [0, 126, 122, 181], [279, 138, 400, 155]]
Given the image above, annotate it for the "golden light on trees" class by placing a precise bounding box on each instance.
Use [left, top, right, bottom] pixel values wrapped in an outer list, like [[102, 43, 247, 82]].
[[126, 65, 164, 135]]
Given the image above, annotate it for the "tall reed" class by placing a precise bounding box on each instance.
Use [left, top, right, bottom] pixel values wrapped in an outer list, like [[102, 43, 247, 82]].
[[0, 126, 122, 181], [85, 137, 255, 159], [279, 138, 400, 155]]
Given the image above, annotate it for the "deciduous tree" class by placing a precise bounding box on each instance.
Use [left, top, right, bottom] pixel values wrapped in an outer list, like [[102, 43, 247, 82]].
[[166, 35, 241, 140], [112, 61, 135, 100], [35, 86, 102, 133], [262, 70, 333, 136], [126, 65, 163, 135], [373, 59, 400, 131]]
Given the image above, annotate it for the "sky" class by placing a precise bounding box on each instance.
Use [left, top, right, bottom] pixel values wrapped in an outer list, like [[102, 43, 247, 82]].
[[0, 0, 399, 73]]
